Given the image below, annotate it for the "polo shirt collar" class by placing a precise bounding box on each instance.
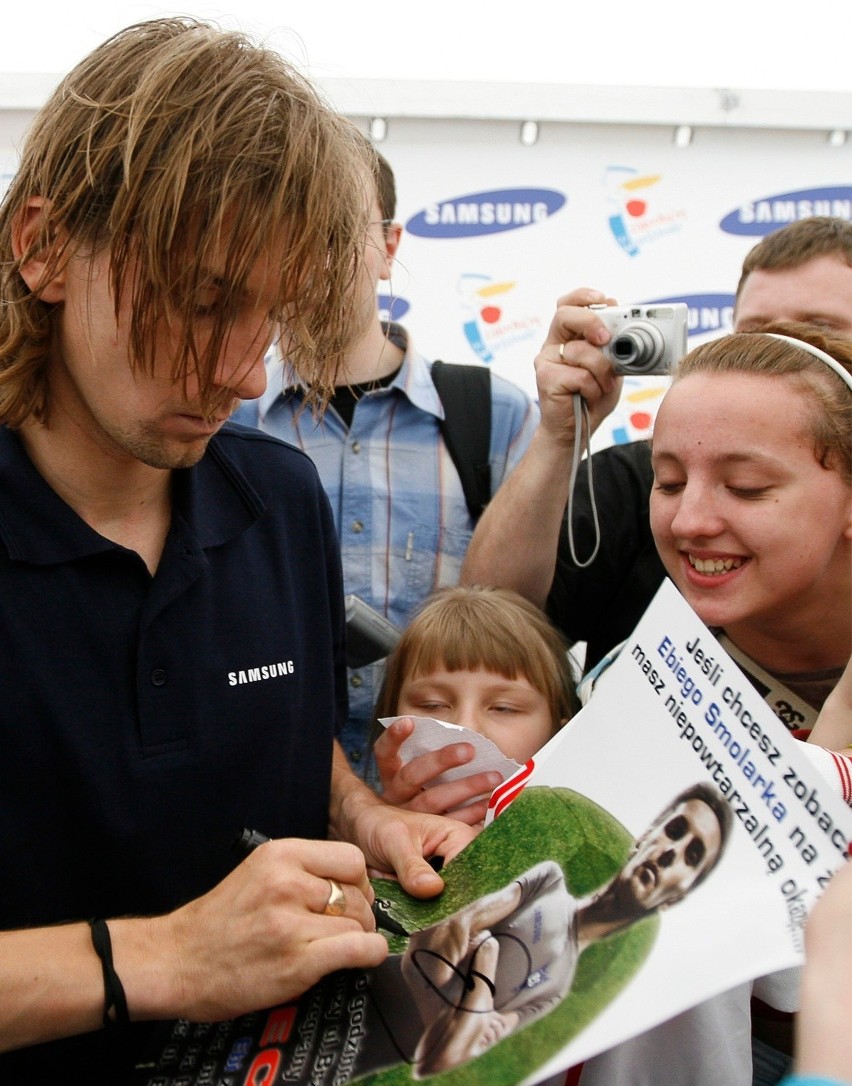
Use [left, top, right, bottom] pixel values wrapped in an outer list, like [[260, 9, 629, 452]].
[[0, 427, 113, 564], [180, 435, 266, 550], [0, 425, 263, 566]]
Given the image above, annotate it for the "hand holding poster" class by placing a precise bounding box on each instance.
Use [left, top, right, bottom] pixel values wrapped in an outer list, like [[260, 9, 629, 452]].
[[131, 581, 851, 1086]]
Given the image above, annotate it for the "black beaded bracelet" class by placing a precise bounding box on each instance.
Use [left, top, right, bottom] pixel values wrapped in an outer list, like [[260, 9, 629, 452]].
[[88, 918, 130, 1030]]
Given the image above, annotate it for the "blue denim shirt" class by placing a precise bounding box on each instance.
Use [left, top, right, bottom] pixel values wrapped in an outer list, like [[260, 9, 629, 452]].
[[233, 325, 539, 779]]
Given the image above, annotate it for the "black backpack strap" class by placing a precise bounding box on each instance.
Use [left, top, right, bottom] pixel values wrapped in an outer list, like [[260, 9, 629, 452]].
[[430, 360, 492, 522]]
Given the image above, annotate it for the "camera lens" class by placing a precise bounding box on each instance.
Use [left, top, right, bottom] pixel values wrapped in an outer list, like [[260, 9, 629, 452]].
[[609, 321, 665, 374]]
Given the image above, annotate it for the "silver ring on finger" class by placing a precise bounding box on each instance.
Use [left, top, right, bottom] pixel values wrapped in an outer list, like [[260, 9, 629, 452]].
[[559, 342, 565, 360]]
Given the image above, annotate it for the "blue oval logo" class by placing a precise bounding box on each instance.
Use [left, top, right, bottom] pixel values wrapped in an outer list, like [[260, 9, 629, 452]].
[[720, 187, 852, 236], [377, 293, 410, 322], [649, 294, 735, 337], [406, 188, 566, 239]]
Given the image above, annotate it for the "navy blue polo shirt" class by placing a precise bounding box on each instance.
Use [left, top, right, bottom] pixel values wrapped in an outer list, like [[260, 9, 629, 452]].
[[0, 421, 346, 925]]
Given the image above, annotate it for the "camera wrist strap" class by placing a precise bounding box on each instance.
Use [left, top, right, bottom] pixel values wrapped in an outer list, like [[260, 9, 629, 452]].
[[565, 392, 601, 568]]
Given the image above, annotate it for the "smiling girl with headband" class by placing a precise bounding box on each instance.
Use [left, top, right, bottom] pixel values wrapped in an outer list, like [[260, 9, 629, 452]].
[[580, 320, 852, 1086], [641, 322, 851, 738]]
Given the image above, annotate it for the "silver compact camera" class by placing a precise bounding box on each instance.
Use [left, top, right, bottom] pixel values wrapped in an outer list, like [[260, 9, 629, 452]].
[[594, 302, 688, 375]]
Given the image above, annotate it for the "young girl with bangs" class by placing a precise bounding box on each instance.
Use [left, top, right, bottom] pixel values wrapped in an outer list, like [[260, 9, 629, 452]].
[[372, 584, 579, 825]]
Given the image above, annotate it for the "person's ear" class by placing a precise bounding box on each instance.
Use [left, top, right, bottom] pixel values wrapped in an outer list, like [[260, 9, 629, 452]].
[[12, 197, 70, 303], [377, 222, 403, 281]]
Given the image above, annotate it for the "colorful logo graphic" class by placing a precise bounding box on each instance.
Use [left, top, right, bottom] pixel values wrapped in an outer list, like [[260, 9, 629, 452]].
[[376, 293, 410, 323], [650, 294, 735, 338], [605, 166, 686, 257], [406, 188, 566, 239], [604, 376, 669, 446], [458, 274, 543, 364], [720, 186, 852, 236]]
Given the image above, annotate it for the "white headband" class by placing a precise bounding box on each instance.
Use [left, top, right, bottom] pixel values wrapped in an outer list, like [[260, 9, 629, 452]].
[[765, 332, 852, 391]]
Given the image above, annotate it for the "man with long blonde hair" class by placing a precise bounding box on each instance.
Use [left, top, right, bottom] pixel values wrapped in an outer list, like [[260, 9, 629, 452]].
[[0, 18, 473, 1080]]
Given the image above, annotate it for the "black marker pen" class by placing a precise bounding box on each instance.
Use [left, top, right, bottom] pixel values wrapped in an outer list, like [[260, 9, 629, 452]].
[[235, 827, 271, 855], [234, 828, 409, 937]]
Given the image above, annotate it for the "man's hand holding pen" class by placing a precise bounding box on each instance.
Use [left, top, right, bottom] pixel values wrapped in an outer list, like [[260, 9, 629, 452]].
[[238, 829, 410, 937], [128, 747, 479, 1026], [134, 837, 388, 1024]]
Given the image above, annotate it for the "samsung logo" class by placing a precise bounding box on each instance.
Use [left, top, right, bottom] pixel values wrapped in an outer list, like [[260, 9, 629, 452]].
[[406, 188, 566, 238], [228, 660, 295, 686], [651, 294, 735, 337], [720, 187, 852, 236]]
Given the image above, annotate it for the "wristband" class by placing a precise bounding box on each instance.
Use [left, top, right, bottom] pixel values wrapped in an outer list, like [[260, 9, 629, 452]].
[[89, 918, 130, 1029]]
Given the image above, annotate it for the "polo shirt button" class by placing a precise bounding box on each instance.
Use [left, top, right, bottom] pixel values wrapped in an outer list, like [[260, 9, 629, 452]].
[[151, 668, 167, 686], [352, 520, 364, 533], [352, 441, 361, 454], [350, 673, 363, 688], [350, 749, 362, 762]]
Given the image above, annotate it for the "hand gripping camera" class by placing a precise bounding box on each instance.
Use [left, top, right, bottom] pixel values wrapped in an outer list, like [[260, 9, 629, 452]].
[[593, 303, 688, 375]]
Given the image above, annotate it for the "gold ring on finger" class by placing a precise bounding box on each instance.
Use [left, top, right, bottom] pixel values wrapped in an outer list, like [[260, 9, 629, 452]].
[[559, 342, 565, 360], [323, 878, 347, 917]]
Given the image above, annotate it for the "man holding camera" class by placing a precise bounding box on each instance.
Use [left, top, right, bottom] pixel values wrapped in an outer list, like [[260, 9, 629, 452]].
[[461, 215, 852, 672]]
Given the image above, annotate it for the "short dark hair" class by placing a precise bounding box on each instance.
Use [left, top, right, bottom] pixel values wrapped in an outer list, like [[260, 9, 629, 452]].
[[351, 132, 396, 233], [373, 150, 397, 224], [736, 216, 852, 303]]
